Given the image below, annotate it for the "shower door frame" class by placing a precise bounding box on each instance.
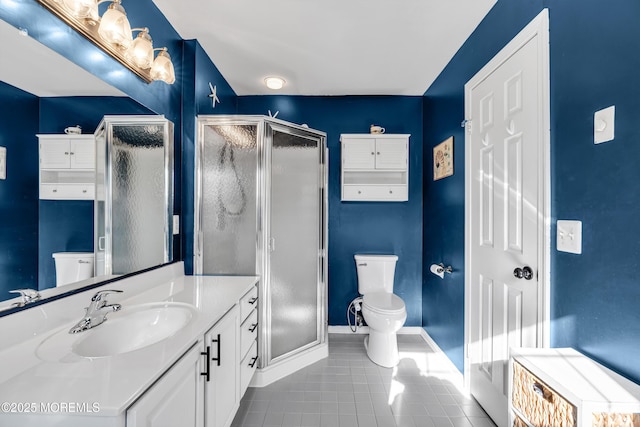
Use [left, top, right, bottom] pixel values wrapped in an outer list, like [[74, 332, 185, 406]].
[[194, 115, 328, 370]]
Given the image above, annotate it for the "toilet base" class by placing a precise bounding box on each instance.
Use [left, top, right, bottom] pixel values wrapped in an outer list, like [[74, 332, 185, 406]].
[[363, 330, 399, 368]]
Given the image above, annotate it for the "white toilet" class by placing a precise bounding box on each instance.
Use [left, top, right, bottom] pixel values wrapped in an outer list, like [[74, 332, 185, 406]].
[[354, 254, 407, 367], [52, 252, 94, 287]]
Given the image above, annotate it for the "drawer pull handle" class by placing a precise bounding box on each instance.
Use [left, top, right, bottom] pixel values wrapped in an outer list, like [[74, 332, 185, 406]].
[[249, 323, 258, 332], [358, 190, 361, 194], [82, 190, 87, 193], [249, 356, 258, 368], [248, 297, 258, 305], [532, 383, 552, 402], [201, 346, 211, 382], [211, 334, 221, 366], [52, 189, 58, 192]]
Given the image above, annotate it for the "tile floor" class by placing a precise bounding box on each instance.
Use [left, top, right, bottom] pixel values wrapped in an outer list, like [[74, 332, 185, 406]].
[[231, 333, 496, 427]]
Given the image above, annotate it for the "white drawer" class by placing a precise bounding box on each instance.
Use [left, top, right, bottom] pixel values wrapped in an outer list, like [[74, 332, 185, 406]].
[[40, 183, 95, 200], [342, 185, 408, 201], [240, 309, 258, 358], [240, 340, 258, 398], [239, 286, 258, 323]]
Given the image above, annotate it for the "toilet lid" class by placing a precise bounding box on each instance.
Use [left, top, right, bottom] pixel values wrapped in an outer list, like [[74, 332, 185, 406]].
[[362, 292, 405, 314]]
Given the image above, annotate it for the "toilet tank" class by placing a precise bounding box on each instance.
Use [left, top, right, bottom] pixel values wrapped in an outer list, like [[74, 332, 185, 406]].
[[354, 254, 398, 294], [52, 252, 94, 287]]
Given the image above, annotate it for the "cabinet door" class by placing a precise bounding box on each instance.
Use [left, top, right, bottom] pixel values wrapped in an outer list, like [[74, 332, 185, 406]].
[[40, 139, 71, 168], [375, 138, 407, 169], [342, 138, 375, 169], [205, 305, 239, 427], [127, 343, 204, 427], [70, 137, 95, 169]]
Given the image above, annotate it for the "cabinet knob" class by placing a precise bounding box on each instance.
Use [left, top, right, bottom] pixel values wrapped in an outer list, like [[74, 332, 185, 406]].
[[389, 190, 393, 194], [52, 189, 57, 193], [64, 152, 69, 155], [70, 152, 75, 155], [82, 190, 87, 193], [357, 191, 361, 194], [377, 152, 380, 155], [371, 152, 375, 155]]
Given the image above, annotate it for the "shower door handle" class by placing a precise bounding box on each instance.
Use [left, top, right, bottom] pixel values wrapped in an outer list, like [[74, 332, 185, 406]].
[[268, 237, 276, 252]]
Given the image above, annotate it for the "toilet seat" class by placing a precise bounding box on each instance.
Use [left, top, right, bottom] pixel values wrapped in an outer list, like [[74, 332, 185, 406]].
[[362, 292, 405, 315]]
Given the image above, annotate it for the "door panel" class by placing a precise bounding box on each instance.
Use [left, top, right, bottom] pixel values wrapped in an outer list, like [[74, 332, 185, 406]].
[[468, 29, 542, 427]]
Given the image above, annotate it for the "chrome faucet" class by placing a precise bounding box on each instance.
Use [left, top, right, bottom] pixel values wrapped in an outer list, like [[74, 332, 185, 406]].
[[9, 289, 41, 307], [69, 290, 123, 334]]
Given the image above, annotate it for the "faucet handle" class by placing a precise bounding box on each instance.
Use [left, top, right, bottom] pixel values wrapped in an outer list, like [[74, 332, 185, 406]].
[[10, 289, 41, 304], [91, 289, 123, 302]]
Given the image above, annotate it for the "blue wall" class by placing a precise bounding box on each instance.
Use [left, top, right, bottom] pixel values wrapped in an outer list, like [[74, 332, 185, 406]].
[[37, 96, 153, 289], [237, 96, 424, 326], [423, 0, 640, 384], [0, 82, 39, 300]]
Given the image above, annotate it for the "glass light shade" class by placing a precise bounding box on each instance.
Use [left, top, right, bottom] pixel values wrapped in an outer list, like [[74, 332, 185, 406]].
[[127, 30, 153, 69], [98, 1, 132, 48], [150, 49, 175, 84], [62, 0, 96, 18], [265, 76, 285, 90]]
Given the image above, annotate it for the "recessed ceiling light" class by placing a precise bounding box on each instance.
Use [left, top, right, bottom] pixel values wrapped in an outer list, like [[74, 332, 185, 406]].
[[264, 76, 285, 90]]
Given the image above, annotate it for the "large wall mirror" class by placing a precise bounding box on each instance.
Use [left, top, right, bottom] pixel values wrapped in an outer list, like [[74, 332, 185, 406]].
[[0, 17, 175, 312]]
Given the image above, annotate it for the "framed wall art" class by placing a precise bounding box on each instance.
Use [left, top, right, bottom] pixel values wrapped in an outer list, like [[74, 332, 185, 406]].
[[433, 136, 453, 181]]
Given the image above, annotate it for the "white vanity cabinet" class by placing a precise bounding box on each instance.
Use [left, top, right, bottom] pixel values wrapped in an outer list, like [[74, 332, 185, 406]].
[[126, 343, 204, 427], [38, 134, 96, 200], [340, 134, 410, 201], [204, 305, 240, 427]]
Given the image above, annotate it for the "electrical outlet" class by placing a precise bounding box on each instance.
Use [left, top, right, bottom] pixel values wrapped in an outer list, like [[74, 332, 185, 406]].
[[557, 220, 582, 254], [0, 147, 6, 180], [594, 106, 615, 144]]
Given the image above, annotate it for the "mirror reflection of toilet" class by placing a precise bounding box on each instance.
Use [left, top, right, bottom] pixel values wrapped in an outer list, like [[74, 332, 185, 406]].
[[52, 252, 94, 287], [354, 254, 407, 367]]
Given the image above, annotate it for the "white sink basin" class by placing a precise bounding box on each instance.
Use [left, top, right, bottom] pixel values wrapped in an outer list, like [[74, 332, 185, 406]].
[[36, 302, 197, 362]]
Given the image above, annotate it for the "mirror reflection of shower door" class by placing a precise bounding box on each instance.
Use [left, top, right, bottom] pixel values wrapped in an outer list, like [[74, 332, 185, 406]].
[[195, 123, 259, 275], [266, 125, 323, 363]]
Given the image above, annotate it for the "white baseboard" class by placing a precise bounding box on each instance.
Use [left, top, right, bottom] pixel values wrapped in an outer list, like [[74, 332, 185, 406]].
[[328, 325, 424, 335], [250, 343, 328, 388], [419, 328, 465, 387]]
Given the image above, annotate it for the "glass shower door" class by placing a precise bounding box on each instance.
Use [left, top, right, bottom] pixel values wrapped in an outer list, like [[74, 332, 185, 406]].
[[195, 122, 259, 275], [266, 125, 323, 363]]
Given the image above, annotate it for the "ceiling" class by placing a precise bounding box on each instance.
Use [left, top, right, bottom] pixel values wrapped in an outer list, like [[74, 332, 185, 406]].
[[153, 0, 496, 96], [0, 18, 125, 97]]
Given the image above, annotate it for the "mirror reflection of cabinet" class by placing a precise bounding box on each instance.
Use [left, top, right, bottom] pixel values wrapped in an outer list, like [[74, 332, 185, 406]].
[[94, 115, 174, 277], [38, 134, 95, 200]]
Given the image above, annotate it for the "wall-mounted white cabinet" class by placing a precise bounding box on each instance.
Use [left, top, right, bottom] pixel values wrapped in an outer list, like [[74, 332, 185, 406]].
[[38, 134, 95, 200], [340, 134, 410, 201]]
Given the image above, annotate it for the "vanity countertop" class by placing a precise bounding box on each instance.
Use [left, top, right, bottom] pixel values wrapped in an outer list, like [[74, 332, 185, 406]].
[[0, 272, 258, 420]]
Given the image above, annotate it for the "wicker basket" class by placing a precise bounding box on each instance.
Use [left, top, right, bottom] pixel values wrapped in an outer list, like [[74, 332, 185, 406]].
[[514, 414, 529, 427], [512, 361, 577, 427], [592, 412, 640, 427]]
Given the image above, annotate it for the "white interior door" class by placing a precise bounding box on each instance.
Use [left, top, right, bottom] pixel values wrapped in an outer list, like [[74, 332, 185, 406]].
[[465, 11, 549, 427]]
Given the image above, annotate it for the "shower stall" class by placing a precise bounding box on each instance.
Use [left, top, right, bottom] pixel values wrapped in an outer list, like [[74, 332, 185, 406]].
[[194, 116, 327, 384], [94, 115, 174, 277]]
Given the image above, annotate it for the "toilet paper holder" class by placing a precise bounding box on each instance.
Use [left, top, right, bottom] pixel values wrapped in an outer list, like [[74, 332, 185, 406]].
[[436, 263, 453, 274], [430, 263, 453, 278]]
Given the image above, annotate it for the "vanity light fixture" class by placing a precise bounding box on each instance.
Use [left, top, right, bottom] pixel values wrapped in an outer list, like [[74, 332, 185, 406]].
[[264, 76, 285, 90], [97, 0, 132, 48], [35, 0, 175, 84]]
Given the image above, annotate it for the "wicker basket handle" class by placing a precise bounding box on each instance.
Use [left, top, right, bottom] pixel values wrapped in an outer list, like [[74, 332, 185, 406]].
[[532, 382, 553, 402]]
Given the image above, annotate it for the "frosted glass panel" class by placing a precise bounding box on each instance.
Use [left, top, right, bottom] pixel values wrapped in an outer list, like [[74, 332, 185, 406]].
[[269, 129, 320, 360], [201, 124, 257, 274], [111, 124, 166, 274]]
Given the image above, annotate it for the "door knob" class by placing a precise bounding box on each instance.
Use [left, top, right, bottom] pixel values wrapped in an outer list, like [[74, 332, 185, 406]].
[[513, 266, 534, 280]]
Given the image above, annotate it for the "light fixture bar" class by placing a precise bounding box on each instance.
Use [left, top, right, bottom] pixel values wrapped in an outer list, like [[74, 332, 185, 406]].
[[35, 0, 154, 83]]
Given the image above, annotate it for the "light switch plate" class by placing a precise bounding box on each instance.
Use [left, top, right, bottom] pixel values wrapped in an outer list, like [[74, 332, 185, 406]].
[[594, 105, 615, 144], [557, 220, 582, 254], [0, 147, 6, 180], [173, 215, 180, 235]]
